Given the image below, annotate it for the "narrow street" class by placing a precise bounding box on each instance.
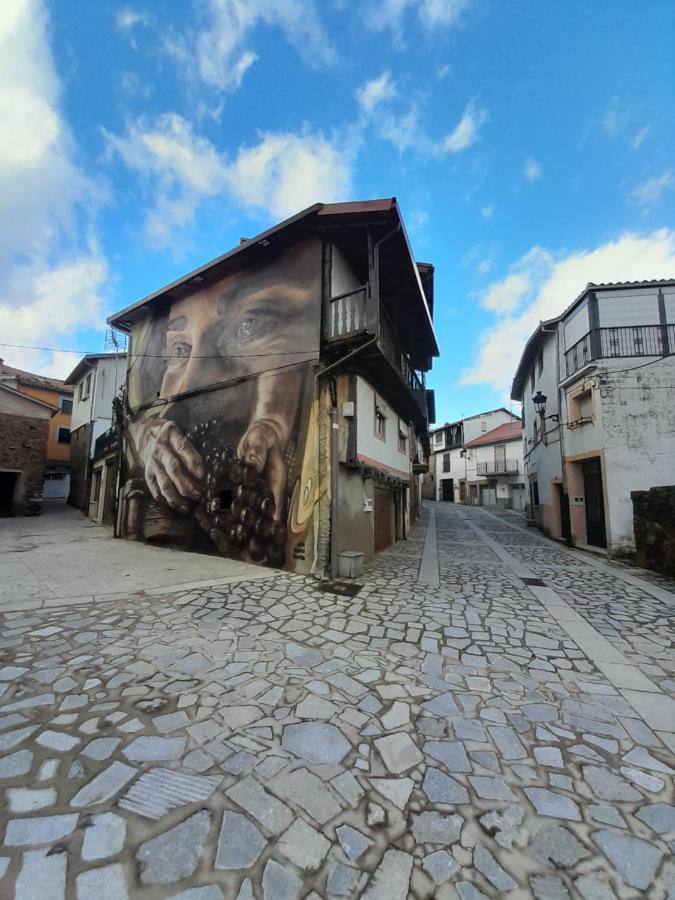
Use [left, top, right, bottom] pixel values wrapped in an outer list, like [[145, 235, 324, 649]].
[[0, 503, 673, 899]]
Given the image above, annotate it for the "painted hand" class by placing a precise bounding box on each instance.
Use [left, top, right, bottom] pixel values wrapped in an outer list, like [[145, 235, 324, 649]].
[[238, 420, 287, 521], [137, 420, 205, 513]]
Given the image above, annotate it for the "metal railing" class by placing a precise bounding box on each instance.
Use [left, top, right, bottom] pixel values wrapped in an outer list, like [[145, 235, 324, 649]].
[[476, 459, 520, 476], [326, 285, 368, 340], [379, 305, 425, 394], [565, 325, 672, 376]]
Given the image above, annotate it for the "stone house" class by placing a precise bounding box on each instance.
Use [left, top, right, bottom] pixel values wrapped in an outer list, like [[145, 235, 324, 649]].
[[107, 199, 437, 575]]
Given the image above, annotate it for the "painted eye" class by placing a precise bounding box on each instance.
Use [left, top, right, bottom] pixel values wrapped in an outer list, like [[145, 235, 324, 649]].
[[172, 341, 191, 358], [237, 318, 257, 339]]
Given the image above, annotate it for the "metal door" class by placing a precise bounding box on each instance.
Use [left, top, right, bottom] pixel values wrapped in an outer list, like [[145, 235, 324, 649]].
[[480, 485, 496, 506], [582, 458, 607, 548]]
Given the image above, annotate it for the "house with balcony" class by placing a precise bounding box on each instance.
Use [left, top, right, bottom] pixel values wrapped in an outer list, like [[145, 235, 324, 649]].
[[512, 279, 675, 555], [428, 408, 520, 504], [464, 420, 526, 510], [107, 199, 437, 576]]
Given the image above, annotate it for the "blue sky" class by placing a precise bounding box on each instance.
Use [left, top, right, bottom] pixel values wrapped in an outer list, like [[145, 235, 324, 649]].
[[2, 0, 674, 423]]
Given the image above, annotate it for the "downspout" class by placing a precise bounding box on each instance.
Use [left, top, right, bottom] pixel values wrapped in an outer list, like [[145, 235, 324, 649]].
[[542, 322, 571, 545]]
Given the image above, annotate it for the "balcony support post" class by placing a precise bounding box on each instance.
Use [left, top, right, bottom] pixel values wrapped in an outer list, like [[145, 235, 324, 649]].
[[658, 288, 671, 356], [588, 292, 601, 361]]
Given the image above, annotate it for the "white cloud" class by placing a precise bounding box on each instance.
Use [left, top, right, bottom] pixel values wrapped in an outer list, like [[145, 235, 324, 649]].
[[479, 273, 530, 314], [356, 71, 397, 115], [462, 230, 675, 391], [0, 0, 106, 378], [441, 99, 487, 153], [106, 114, 353, 245], [366, 0, 471, 35], [167, 0, 334, 94], [116, 8, 148, 31], [631, 126, 650, 150], [481, 204, 493, 220], [523, 157, 542, 182], [601, 97, 628, 138], [631, 171, 674, 209]]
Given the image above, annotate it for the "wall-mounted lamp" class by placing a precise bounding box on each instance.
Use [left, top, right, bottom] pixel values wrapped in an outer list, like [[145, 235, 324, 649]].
[[532, 390, 559, 423]]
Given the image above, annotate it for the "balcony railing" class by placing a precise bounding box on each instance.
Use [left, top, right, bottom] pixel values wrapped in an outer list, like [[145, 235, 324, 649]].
[[326, 285, 368, 340], [476, 459, 520, 476], [379, 304, 425, 394], [565, 325, 672, 376]]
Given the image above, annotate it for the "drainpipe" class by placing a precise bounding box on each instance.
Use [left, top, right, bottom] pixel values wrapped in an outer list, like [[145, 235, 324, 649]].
[[542, 322, 572, 545]]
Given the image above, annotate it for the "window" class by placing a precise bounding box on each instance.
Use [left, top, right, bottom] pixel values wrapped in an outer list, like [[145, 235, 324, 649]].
[[398, 421, 408, 454], [57, 427, 71, 445], [434, 431, 443, 445], [442, 453, 450, 473], [531, 480, 540, 506], [537, 350, 544, 376], [374, 397, 386, 440], [60, 398, 73, 414], [480, 420, 487, 432], [79, 373, 91, 401]]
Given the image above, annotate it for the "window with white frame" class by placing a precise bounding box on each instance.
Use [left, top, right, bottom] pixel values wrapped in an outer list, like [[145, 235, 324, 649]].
[[79, 373, 92, 401], [374, 397, 386, 440], [442, 453, 450, 472]]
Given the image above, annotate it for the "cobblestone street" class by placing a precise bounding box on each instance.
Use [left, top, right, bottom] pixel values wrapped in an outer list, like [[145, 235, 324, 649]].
[[0, 503, 673, 899]]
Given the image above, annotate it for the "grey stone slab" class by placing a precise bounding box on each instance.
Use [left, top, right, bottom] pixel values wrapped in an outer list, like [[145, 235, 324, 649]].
[[370, 776, 414, 809], [620, 765, 663, 792], [35, 729, 79, 751], [81, 737, 121, 760], [262, 859, 303, 900], [411, 811, 462, 845], [76, 864, 129, 900], [635, 802, 675, 834], [123, 736, 186, 761], [422, 767, 470, 804], [82, 811, 127, 860], [574, 873, 618, 900], [215, 811, 265, 869], [588, 805, 625, 828], [582, 766, 641, 802], [620, 689, 675, 732], [119, 767, 220, 819], [375, 732, 423, 774], [336, 824, 372, 861], [272, 767, 341, 824], [7, 787, 56, 812], [423, 849, 459, 884], [622, 745, 674, 774], [279, 819, 330, 870], [138, 810, 211, 884], [535, 746, 564, 767], [522, 703, 557, 722], [2, 692, 54, 712], [530, 825, 590, 867], [70, 761, 137, 807], [489, 726, 527, 760], [153, 711, 190, 733], [474, 844, 517, 891], [362, 848, 413, 900], [5, 813, 79, 845], [330, 770, 364, 807], [468, 775, 516, 801], [0, 725, 38, 752], [530, 874, 570, 900], [456, 883, 490, 900], [169, 888, 225, 900], [422, 692, 460, 717], [591, 829, 663, 890], [453, 718, 486, 741], [15, 848, 67, 900], [327, 861, 360, 896], [227, 776, 293, 834], [281, 722, 350, 764], [425, 740, 471, 772], [524, 788, 581, 821]]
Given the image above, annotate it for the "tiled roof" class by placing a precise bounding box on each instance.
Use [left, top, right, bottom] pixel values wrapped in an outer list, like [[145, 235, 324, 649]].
[[0, 362, 73, 394], [465, 420, 522, 448]]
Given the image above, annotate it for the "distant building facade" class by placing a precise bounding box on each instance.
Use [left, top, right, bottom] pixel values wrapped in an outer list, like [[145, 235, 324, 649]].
[[428, 408, 522, 506], [512, 280, 675, 554], [108, 200, 437, 575], [66, 354, 127, 513]]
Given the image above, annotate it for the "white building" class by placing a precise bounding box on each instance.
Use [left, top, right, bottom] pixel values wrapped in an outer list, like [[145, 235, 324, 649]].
[[464, 420, 526, 510], [65, 353, 127, 515], [429, 408, 522, 506], [511, 279, 675, 555]]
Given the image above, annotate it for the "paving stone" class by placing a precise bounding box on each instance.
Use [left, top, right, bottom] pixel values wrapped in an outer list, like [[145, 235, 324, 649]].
[[137, 810, 211, 884], [456, 882, 490, 900], [522, 703, 557, 722], [153, 711, 190, 733], [81, 737, 121, 760], [262, 859, 303, 900], [76, 863, 128, 900], [281, 722, 350, 764], [336, 824, 372, 861], [582, 765, 642, 801], [453, 718, 486, 741], [15, 847, 67, 900], [362, 848, 413, 900], [215, 811, 265, 869], [591, 829, 663, 890], [5, 813, 79, 845], [330, 770, 364, 807], [36, 729, 80, 751], [295, 695, 338, 719], [70, 761, 137, 807], [381, 701, 410, 730], [327, 861, 361, 896], [272, 766, 342, 824], [168, 888, 225, 900], [622, 745, 674, 774], [123, 736, 186, 761], [473, 844, 517, 891], [588, 805, 625, 828], [411, 811, 463, 845], [635, 802, 675, 834], [524, 788, 581, 821], [422, 692, 460, 717], [119, 767, 220, 819], [620, 765, 663, 792], [82, 811, 127, 860], [7, 787, 56, 812], [424, 739, 471, 772], [375, 732, 423, 773], [370, 776, 414, 809], [574, 873, 618, 900], [469, 775, 516, 801], [530, 874, 570, 899], [423, 849, 459, 884], [422, 767, 470, 804], [529, 824, 590, 867], [279, 819, 330, 870], [489, 725, 527, 760], [227, 776, 293, 834], [0, 725, 38, 752], [367, 801, 387, 827]]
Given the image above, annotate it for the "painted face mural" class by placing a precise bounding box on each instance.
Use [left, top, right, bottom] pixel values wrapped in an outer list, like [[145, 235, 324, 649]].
[[122, 240, 321, 569]]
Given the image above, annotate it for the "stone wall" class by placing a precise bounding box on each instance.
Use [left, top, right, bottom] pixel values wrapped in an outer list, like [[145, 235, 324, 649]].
[[0, 413, 49, 515], [632, 485, 675, 576]]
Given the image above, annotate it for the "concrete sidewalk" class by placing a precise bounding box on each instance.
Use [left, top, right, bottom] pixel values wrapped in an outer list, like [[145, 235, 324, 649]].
[[0, 502, 279, 612]]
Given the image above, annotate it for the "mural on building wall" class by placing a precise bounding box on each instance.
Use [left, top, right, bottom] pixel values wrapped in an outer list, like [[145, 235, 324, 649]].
[[121, 239, 322, 569]]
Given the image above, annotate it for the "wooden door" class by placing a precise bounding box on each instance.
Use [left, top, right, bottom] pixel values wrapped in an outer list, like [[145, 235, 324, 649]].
[[582, 458, 607, 547], [441, 479, 454, 501], [374, 490, 393, 553]]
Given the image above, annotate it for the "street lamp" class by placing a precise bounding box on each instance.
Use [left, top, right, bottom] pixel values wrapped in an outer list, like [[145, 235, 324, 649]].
[[532, 391, 559, 423]]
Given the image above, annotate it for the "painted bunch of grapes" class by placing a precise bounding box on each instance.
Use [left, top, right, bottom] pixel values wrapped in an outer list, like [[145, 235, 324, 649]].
[[187, 420, 287, 566]]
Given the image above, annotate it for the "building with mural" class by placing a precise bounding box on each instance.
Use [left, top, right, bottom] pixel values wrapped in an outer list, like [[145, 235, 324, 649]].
[[108, 199, 437, 576]]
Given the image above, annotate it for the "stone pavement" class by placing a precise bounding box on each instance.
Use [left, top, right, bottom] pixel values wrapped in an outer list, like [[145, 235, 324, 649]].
[[0, 502, 673, 899]]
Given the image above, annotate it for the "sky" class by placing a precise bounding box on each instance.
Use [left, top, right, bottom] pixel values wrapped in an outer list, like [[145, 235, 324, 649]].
[[2, 0, 675, 424]]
